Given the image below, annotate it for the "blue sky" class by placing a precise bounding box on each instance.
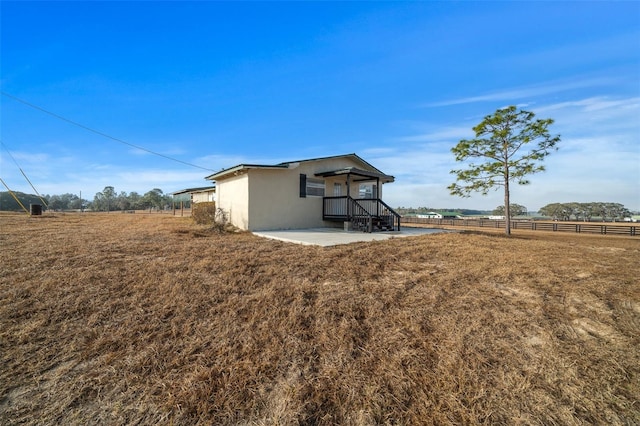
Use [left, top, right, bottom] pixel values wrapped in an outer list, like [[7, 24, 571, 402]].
[[1, 1, 639, 211]]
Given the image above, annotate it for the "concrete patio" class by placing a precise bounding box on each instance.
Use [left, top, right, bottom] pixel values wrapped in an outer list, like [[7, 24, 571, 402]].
[[253, 226, 452, 247]]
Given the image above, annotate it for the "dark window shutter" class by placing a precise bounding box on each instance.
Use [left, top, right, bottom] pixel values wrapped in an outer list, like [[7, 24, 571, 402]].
[[299, 174, 306, 198]]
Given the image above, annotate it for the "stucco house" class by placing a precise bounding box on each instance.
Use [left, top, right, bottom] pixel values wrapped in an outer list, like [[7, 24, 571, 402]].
[[205, 153, 400, 232]]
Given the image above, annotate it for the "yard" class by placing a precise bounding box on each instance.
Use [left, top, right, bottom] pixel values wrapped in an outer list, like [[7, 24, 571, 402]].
[[1, 212, 638, 424]]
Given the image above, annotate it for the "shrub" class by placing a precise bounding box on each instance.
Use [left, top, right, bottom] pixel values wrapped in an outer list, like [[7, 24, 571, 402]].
[[211, 207, 237, 233], [191, 202, 217, 225], [192, 203, 237, 233]]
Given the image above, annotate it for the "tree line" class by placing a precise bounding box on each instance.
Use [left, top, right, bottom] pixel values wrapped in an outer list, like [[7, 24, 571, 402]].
[[0, 186, 176, 212], [92, 186, 174, 212], [538, 202, 632, 222], [492, 204, 527, 216]]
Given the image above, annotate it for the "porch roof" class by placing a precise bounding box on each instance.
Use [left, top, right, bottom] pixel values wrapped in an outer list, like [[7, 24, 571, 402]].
[[315, 167, 395, 183]]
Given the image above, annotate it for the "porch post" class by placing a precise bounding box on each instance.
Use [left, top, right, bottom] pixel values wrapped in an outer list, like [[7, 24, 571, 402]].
[[346, 174, 351, 219], [376, 177, 380, 216]]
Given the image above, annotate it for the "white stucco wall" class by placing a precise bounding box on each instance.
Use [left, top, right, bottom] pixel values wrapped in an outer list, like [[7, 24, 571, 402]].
[[192, 191, 215, 203], [247, 167, 323, 231], [216, 172, 250, 230]]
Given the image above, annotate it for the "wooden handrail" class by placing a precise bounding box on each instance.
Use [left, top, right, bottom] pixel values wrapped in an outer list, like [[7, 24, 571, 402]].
[[377, 198, 401, 231], [323, 196, 401, 232], [349, 197, 373, 233]]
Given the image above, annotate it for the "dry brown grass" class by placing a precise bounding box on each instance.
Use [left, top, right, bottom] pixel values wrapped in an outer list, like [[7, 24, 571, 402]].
[[1, 212, 638, 425]]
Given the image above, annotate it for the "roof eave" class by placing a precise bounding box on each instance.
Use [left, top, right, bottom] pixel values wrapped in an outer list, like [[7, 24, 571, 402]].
[[170, 185, 216, 195], [205, 164, 287, 180]]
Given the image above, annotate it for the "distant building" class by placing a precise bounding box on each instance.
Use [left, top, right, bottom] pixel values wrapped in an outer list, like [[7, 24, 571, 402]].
[[171, 185, 216, 204], [416, 211, 461, 219]]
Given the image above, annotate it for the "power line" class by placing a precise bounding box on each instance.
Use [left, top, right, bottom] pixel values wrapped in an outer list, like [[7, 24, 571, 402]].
[[1, 91, 215, 172], [0, 177, 30, 214], [1, 140, 49, 207]]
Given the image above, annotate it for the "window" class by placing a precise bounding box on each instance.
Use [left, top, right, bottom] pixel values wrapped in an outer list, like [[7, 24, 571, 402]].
[[307, 178, 325, 197], [299, 174, 325, 197], [359, 183, 377, 199], [333, 182, 342, 196]]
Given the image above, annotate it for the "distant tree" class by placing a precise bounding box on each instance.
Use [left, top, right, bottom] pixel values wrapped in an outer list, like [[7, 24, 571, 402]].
[[0, 191, 41, 211], [48, 195, 65, 211], [69, 197, 85, 210], [93, 192, 104, 211], [539, 203, 562, 220], [567, 202, 582, 221], [596, 202, 629, 221], [539, 202, 631, 221], [52, 193, 80, 211], [117, 191, 131, 211], [560, 203, 576, 221], [619, 206, 632, 221], [492, 203, 527, 216], [102, 186, 116, 212], [449, 106, 560, 235], [579, 203, 596, 222], [93, 186, 116, 212], [143, 188, 165, 210], [128, 192, 143, 210]]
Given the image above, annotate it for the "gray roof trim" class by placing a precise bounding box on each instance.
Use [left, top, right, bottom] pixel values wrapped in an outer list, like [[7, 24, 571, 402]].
[[171, 185, 216, 196], [205, 153, 390, 181], [205, 164, 288, 180], [277, 153, 385, 175], [314, 167, 395, 183]]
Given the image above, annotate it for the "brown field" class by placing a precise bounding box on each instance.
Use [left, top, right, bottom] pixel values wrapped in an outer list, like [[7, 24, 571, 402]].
[[1, 212, 638, 425]]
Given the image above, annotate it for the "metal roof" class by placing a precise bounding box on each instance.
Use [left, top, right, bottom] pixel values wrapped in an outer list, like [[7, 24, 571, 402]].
[[204, 164, 287, 181], [205, 153, 389, 181], [170, 185, 216, 196]]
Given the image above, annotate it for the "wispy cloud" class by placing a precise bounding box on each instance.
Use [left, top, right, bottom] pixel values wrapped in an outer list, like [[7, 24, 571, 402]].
[[537, 97, 640, 113], [421, 77, 616, 107], [535, 96, 640, 154], [9, 151, 51, 164]]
